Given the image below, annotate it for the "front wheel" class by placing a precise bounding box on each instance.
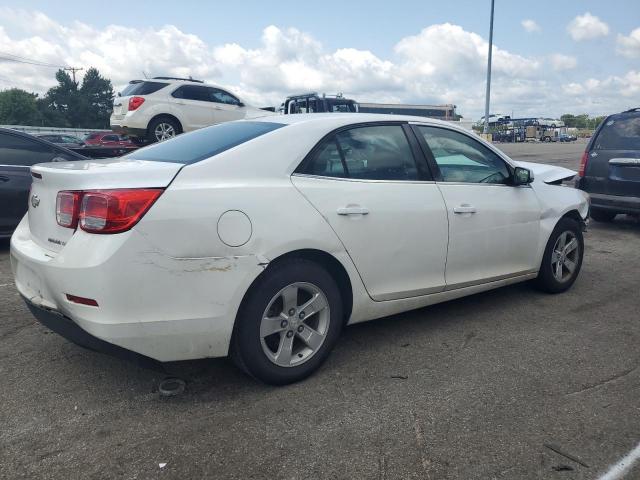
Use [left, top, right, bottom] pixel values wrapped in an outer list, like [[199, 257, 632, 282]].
[[535, 218, 584, 293], [231, 259, 343, 385]]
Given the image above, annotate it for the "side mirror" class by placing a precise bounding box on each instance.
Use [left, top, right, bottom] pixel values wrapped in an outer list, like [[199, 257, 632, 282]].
[[513, 167, 534, 185], [237, 102, 245, 107]]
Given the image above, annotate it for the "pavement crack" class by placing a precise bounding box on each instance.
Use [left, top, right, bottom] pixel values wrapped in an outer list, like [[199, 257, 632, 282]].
[[544, 442, 590, 468], [410, 410, 431, 478], [565, 366, 638, 396]]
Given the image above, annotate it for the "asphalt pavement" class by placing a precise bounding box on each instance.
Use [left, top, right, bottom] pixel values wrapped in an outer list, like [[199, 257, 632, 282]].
[[1, 139, 639, 480]]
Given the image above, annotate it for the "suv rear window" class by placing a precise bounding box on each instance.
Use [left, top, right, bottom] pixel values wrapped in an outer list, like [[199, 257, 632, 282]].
[[125, 121, 286, 164], [594, 114, 640, 150], [120, 81, 168, 97]]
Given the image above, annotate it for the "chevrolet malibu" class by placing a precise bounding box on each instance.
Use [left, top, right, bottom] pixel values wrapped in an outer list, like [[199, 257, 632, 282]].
[[11, 114, 589, 385]]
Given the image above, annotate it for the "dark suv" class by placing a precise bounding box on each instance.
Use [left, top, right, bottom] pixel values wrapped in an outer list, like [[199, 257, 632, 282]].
[[575, 108, 640, 222]]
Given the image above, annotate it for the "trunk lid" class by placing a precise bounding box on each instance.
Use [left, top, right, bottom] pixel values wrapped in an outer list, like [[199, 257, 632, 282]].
[[28, 158, 183, 252], [111, 97, 128, 120]]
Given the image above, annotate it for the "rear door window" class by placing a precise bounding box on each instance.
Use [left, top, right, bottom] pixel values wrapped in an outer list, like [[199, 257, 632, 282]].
[[301, 125, 419, 180], [593, 114, 640, 150], [172, 85, 211, 102], [125, 121, 285, 164], [0, 132, 65, 166]]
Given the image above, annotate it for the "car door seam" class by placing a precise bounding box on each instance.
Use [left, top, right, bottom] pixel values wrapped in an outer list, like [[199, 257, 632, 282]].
[[434, 182, 452, 286], [288, 176, 376, 302]]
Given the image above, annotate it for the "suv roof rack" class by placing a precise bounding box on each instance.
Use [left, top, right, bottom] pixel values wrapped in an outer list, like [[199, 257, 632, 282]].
[[622, 107, 640, 113], [285, 92, 350, 101], [152, 76, 204, 83]]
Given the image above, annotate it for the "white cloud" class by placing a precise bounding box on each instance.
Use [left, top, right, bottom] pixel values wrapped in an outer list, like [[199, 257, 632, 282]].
[[521, 20, 540, 33], [549, 54, 578, 71], [0, 8, 635, 119], [617, 28, 640, 58], [567, 12, 609, 41]]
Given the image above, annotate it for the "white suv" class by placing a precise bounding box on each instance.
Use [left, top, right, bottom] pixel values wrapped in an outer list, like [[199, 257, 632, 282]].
[[110, 77, 271, 143]]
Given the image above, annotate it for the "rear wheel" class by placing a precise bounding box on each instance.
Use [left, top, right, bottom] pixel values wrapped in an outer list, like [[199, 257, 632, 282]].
[[590, 208, 616, 222], [147, 117, 181, 143], [231, 259, 343, 385], [535, 218, 584, 293]]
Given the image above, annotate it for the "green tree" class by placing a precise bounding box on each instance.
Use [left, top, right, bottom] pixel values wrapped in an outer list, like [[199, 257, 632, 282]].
[[39, 69, 86, 127], [560, 114, 576, 128], [80, 67, 114, 129], [0, 88, 43, 125]]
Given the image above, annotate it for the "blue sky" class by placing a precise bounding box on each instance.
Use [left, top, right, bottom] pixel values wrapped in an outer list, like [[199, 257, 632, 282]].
[[1, 1, 639, 118]]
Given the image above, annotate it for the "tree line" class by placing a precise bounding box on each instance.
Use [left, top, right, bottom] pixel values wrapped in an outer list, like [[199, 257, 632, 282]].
[[0, 67, 113, 129], [0, 68, 611, 130], [560, 113, 606, 130]]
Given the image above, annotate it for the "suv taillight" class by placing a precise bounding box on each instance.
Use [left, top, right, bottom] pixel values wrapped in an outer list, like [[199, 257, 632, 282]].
[[578, 151, 589, 177], [56, 191, 82, 228], [56, 189, 163, 234], [128, 96, 145, 111]]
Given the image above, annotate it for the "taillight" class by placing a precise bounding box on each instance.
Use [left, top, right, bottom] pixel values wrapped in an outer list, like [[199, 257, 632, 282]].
[[79, 189, 163, 234], [56, 189, 163, 233], [578, 151, 589, 177], [56, 191, 82, 228], [128, 96, 145, 111]]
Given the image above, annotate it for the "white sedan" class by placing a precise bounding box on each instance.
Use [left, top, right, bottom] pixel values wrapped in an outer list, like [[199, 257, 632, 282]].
[[11, 114, 589, 384]]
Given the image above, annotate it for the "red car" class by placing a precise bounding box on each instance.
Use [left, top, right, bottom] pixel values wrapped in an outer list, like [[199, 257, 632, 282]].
[[84, 132, 136, 147]]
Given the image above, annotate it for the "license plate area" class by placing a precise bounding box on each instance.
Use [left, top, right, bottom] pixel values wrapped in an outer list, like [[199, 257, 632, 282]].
[[609, 165, 640, 182]]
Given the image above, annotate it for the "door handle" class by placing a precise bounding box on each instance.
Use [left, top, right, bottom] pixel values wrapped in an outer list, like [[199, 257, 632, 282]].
[[453, 204, 476, 214], [0, 175, 9, 182], [337, 205, 369, 216]]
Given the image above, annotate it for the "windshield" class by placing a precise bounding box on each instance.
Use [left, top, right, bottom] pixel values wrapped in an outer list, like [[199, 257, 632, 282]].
[[125, 121, 286, 164]]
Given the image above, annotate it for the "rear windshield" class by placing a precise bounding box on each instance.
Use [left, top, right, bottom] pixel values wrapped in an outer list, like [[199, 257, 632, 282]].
[[125, 121, 286, 164], [120, 81, 168, 97], [594, 114, 640, 150]]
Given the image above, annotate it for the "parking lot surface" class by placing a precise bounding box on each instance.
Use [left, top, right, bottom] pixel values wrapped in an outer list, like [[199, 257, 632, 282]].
[[1, 140, 639, 479]]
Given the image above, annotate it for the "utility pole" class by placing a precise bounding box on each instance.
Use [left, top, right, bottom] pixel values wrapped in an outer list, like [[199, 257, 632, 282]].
[[483, 0, 495, 135], [64, 66, 83, 84]]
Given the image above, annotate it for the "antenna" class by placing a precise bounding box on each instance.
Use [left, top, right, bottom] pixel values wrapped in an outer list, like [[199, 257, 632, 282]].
[[64, 66, 83, 84], [142, 71, 149, 79]]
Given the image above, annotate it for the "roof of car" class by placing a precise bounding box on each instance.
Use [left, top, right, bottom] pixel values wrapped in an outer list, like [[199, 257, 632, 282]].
[[0, 127, 87, 159], [252, 112, 460, 129]]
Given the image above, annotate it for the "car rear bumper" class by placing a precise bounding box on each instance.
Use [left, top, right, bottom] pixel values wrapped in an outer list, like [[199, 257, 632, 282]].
[[22, 296, 161, 369], [588, 192, 640, 214], [10, 216, 264, 362]]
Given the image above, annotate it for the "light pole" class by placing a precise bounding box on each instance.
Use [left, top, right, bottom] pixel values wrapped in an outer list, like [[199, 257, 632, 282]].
[[483, 0, 495, 135]]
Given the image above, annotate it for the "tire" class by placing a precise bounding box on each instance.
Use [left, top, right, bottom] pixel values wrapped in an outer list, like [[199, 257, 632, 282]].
[[147, 116, 181, 143], [231, 259, 343, 385], [590, 208, 616, 222], [535, 217, 584, 293]]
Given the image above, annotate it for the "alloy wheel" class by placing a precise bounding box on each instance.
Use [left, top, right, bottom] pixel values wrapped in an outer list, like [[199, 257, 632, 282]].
[[154, 123, 176, 141], [551, 231, 580, 282], [260, 282, 330, 367]]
